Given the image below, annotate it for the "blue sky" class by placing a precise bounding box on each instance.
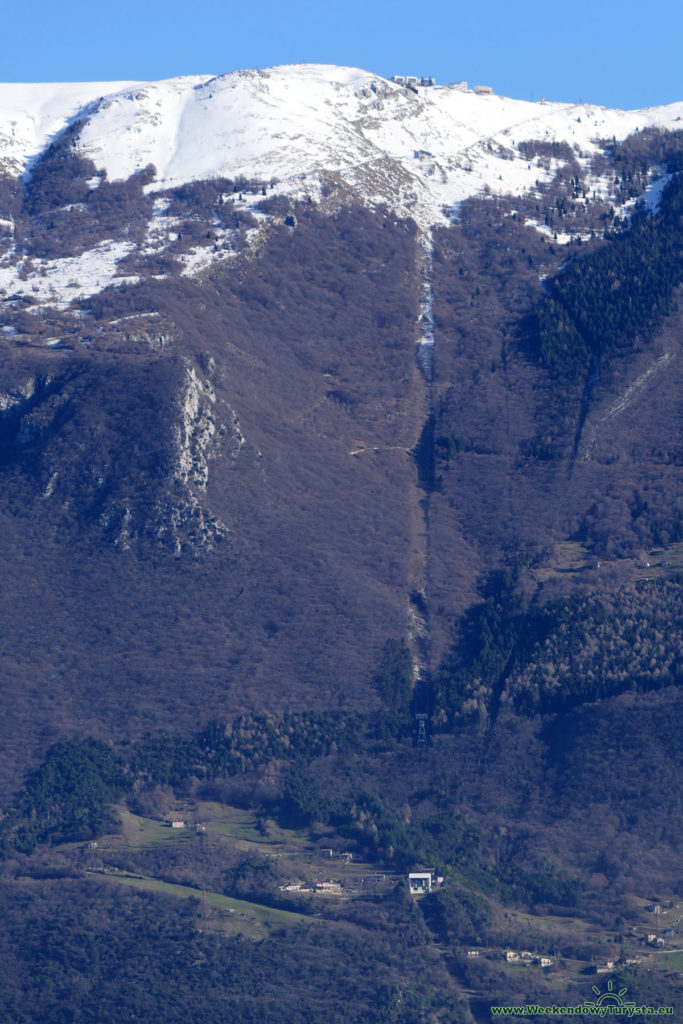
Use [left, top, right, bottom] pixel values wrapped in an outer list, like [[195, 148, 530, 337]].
[[2, 0, 681, 110]]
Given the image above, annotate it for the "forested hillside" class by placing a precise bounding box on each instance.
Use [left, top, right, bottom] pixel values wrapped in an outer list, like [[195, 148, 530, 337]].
[[0, 72, 681, 1020]]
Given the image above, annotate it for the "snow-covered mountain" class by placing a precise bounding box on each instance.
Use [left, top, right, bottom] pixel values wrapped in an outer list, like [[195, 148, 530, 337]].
[[0, 62, 683, 856], [2, 63, 683, 231], [1, 63, 682, 316]]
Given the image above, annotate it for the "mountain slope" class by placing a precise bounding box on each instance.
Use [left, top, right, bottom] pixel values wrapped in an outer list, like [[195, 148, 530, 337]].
[[0, 66, 682, 1024], [0, 65, 681, 801]]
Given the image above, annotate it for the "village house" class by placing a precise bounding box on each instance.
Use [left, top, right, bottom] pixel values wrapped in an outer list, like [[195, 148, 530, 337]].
[[392, 75, 436, 89], [315, 881, 343, 895], [315, 847, 352, 862], [594, 960, 616, 974], [408, 871, 433, 895]]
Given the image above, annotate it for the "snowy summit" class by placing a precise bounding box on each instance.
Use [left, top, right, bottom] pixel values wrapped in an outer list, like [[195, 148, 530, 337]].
[[1, 64, 682, 231]]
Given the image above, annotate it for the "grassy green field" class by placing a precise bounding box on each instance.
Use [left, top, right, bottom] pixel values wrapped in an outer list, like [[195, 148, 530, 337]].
[[656, 950, 683, 972], [207, 817, 275, 844], [201, 806, 310, 850], [86, 869, 315, 939], [109, 804, 311, 856], [501, 906, 611, 947], [113, 807, 196, 847], [637, 541, 683, 579], [534, 540, 683, 589]]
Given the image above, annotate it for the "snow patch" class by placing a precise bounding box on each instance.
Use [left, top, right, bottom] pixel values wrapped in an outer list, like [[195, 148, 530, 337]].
[[0, 80, 144, 174], [0, 239, 137, 309], [524, 219, 580, 245], [641, 169, 674, 214]]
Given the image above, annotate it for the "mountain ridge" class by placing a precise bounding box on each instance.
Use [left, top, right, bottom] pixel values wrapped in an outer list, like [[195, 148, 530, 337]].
[[2, 64, 683, 233]]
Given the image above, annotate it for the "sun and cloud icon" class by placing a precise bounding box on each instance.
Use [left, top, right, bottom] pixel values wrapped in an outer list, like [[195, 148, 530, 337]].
[[592, 980, 628, 1004], [585, 979, 635, 1011]]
